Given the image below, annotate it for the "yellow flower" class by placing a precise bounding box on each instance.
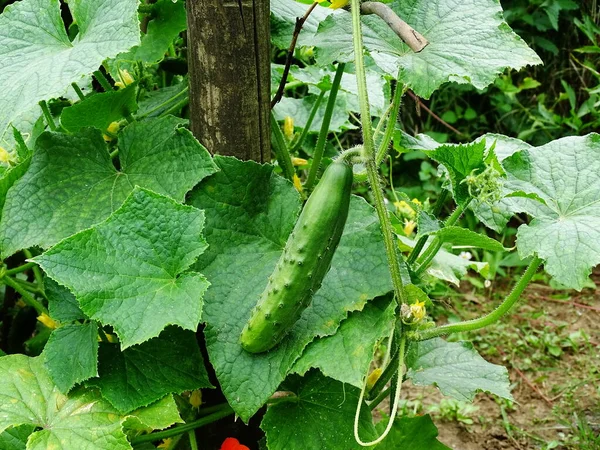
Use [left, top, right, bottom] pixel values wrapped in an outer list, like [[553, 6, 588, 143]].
[[292, 157, 308, 166], [409, 301, 426, 322], [403, 219, 416, 236], [115, 69, 135, 89], [103, 121, 120, 142], [189, 389, 202, 408], [157, 438, 174, 449], [317, 0, 349, 9], [37, 313, 58, 330], [394, 200, 415, 218], [0, 146, 14, 165], [283, 116, 294, 139], [366, 368, 382, 390], [293, 173, 303, 193]]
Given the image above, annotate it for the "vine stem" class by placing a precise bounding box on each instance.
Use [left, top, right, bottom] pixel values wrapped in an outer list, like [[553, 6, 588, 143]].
[[305, 62, 346, 191], [271, 110, 295, 181], [1, 276, 48, 315], [4, 261, 36, 276], [354, 335, 406, 446], [39, 101, 57, 131], [291, 90, 325, 152], [375, 81, 407, 166], [406, 190, 449, 264], [351, 0, 406, 305], [130, 404, 234, 445], [417, 257, 543, 340], [414, 202, 467, 275]]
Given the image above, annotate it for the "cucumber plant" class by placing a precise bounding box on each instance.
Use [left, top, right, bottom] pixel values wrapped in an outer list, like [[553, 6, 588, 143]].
[[0, 0, 598, 449]]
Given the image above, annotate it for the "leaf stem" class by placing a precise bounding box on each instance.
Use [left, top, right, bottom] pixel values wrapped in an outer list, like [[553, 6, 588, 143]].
[[271, 111, 295, 181], [39, 101, 57, 131], [375, 81, 406, 166], [1, 276, 48, 315], [93, 70, 113, 92], [417, 257, 543, 340], [4, 261, 36, 276], [291, 90, 325, 152], [305, 62, 346, 191], [414, 203, 466, 275], [351, 0, 406, 304], [71, 82, 86, 101], [406, 190, 449, 264], [188, 431, 198, 450], [130, 404, 235, 445]]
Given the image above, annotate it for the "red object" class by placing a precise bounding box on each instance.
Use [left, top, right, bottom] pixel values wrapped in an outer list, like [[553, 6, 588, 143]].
[[220, 437, 250, 450]]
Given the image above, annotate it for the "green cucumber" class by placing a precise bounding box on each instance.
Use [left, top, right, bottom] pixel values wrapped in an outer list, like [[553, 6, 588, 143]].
[[240, 161, 353, 353]]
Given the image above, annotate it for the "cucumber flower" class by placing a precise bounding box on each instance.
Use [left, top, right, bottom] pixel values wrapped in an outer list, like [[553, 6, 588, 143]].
[[316, 0, 349, 9]]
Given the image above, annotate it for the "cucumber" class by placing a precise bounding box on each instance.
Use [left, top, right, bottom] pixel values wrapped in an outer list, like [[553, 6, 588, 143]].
[[240, 161, 353, 353]]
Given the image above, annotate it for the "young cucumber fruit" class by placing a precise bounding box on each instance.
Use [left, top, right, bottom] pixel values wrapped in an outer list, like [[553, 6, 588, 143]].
[[240, 161, 353, 353]]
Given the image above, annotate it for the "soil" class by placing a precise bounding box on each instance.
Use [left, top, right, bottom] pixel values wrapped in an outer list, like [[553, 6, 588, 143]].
[[389, 270, 600, 449]]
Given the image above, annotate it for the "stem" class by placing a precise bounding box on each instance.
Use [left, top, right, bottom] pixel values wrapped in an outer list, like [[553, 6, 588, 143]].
[[39, 101, 57, 131], [159, 97, 190, 118], [414, 203, 466, 275], [406, 190, 449, 264], [130, 405, 234, 445], [291, 90, 325, 152], [369, 386, 391, 411], [188, 431, 198, 450], [4, 262, 36, 276], [366, 349, 399, 401], [271, 111, 295, 181], [93, 70, 113, 92], [354, 335, 406, 446], [1, 276, 48, 315], [305, 62, 346, 191], [71, 82, 85, 101], [375, 82, 406, 166], [417, 257, 543, 340], [351, 0, 406, 304], [271, 1, 319, 107], [137, 86, 189, 120], [23, 249, 44, 289]]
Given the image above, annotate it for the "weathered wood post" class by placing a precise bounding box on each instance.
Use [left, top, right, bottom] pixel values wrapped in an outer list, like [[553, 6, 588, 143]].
[[186, 0, 270, 162]]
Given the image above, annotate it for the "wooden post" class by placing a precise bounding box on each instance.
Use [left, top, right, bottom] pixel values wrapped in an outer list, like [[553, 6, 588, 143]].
[[186, 0, 270, 162]]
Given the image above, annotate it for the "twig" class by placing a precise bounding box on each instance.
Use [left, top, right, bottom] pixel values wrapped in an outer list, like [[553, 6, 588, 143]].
[[498, 349, 553, 407], [271, 2, 318, 107], [360, 2, 428, 53], [407, 90, 464, 136]]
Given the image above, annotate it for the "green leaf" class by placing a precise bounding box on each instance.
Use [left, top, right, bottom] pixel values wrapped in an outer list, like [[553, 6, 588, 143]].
[[0, 355, 131, 450], [261, 371, 377, 450], [0, 117, 217, 257], [406, 338, 513, 401], [271, 0, 341, 49], [426, 140, 487, 206], [122, 395, 183, 434], [44, 322, 99, 393], [45, 278, 86, 323], [87, 327, 212, 413], [375, 415, 450, 449], [292, 296, 395, 387], [0, 0, 140, 140], [503, 134, 600, 290], [60, 84, 139, 132], [313, 0, 542, 98], [136, 82, 188, 119], [190, 157, 392, 421], [35, 188, 210, 348], [416, 210, 442, 237], [432, 226, 507, 252], [0, 157, 30, 216], [0, 425, 35, 450]]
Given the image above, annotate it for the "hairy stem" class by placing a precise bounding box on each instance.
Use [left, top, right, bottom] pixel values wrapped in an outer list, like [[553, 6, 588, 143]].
[[375, 81, 407, 166], [271, 111, 295, 181], [305, 62, 346, 191], [351, 0, 406, 305], [417, 257, 543, 340], [1, 276, 48, 315]]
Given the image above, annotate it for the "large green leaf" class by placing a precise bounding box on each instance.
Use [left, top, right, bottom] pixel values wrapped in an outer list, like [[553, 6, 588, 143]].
[[87, 327, 212, 413], [405, 338, 513, 401], [35, 188, 210, 349], [292, 296, 395, 387], [0, 355, 180, 450], [190, 157, 392, 421], [0, 117, 217, 257], [374, 415, 450, 449], [312, 0, 542, 98], [45, 278, 86, 323], [503, 134, 600, 290], [0, 425, 34, 450], [261, 371, 377, 450], [44, 322, 99, 393], [0, 0, 140, 140]]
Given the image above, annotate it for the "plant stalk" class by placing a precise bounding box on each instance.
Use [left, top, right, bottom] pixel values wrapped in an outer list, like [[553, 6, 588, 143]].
[[271, 111, 295, 181], [1, 276, 48, 315], [417, 257, 543, 340], [305, 62, 346, 191], [351, 0, 406, 304]]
